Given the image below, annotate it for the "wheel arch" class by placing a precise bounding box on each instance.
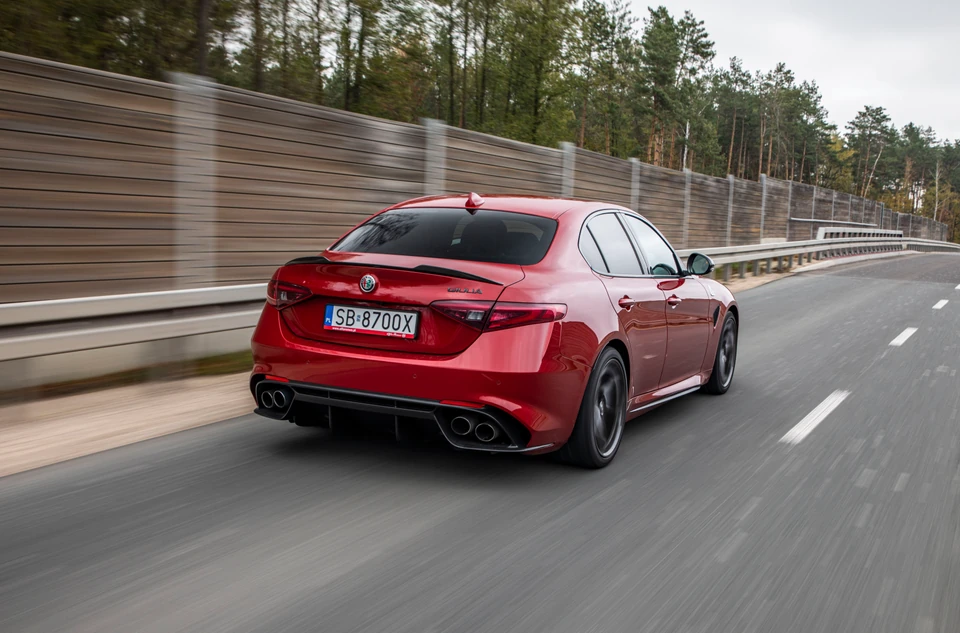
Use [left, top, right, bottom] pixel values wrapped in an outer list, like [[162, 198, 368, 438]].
[[604, 337, 630, 378]]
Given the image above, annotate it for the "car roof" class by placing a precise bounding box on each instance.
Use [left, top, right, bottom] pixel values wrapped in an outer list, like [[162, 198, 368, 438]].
[[390, 194, 619, 220]]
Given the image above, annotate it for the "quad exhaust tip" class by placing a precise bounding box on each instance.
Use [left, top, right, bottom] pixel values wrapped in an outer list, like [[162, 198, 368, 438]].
[[259, 388, 291, 411], [475, 422, 499, 443], [450, 415, 476, 437], [260, 390, 275, 409]]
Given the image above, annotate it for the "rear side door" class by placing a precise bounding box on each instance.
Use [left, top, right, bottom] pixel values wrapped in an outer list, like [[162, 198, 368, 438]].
[[580, 212, 667, 397], [620, 214, 711, 388]]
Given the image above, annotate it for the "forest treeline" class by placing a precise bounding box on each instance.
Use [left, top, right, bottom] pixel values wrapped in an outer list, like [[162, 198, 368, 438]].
[[1, 0, 957, 237]]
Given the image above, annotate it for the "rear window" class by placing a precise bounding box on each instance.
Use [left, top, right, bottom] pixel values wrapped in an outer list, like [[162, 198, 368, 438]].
[[331, 207, 558, 265]]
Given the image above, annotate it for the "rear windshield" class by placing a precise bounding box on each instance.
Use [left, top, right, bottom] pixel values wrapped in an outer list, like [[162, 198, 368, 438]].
[[331, 207, 558, 265]]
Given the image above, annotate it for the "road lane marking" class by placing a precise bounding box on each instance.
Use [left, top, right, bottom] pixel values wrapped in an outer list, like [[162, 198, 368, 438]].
[[855, 468, 877, 488], [855, 503, 872, 528], [894, 473, 910, 491], [847, 438, 865, 454], [889, 327, 918, 346], [879, 450, 892, 468], [780, 390, 851, 445], [736, 497, 763, 523], [956, 284, 960, 290], [933, 299, 949, 309], [716, 530, 748, 563]]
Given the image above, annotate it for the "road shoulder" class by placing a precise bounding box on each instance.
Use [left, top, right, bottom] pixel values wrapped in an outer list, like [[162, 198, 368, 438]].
[[0, 372, 251, 477]]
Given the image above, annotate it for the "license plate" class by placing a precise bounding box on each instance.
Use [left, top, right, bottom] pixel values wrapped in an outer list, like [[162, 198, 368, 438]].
[[323, 304, 419, 339]]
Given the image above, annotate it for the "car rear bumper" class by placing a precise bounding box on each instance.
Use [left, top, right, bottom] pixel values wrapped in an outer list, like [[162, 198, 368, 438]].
[[249, 307, 588, 451], [253, 379, 556, 453]]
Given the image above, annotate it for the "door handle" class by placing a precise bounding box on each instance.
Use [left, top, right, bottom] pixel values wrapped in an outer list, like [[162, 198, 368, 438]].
[[667, 295, 682, 308], [618, 296, 638, 309]]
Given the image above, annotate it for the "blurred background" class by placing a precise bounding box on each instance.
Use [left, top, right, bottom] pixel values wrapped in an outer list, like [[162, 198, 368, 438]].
[[2, 2, 960, 632]]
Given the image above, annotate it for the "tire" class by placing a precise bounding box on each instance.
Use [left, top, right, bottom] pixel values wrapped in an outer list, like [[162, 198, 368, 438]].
[[702, 312, 737, 395], [558, 347, 628, 469]]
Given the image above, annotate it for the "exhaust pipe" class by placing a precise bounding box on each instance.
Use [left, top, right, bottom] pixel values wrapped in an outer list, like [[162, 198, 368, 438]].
[[260, 390, 275, 409], [273, 390, 287, 409], [475, 422, 499, 443], [450, 415, 476, 436]]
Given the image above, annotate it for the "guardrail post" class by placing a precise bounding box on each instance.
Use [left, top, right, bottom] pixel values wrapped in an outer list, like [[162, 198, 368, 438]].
[[423, 118, 447, 195], [683, 168, 691, 248], [759, 174, 766, 242], [752, 259, 759, 276], [630, 158, 640, 213], [810, 185, 817, 239], [726, 174, 734, 247], [172, 73, 216, 288], [561, 142, 576, 197], [766, 257, 772, 273], [786, 181, 793, 241]]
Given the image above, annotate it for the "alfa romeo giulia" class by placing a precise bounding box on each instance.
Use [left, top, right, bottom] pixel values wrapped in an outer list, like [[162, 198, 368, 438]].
[[250, 193, 738, 468]]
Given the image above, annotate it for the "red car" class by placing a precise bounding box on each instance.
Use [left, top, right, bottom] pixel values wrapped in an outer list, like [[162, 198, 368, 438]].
[[250, 194, 738, 468]]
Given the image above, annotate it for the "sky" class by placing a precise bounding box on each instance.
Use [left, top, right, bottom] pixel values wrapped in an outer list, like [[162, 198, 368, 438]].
[[633, 0, 960, 141]]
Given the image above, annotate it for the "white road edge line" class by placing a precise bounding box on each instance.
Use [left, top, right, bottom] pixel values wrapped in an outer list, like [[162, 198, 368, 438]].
[[933, 300, 949, 310], [780, 390, 851, 445], [889, 327, 918, 347]]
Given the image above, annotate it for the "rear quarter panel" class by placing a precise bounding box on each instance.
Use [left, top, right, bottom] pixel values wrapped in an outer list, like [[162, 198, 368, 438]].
[[698, 277, 738, 375]]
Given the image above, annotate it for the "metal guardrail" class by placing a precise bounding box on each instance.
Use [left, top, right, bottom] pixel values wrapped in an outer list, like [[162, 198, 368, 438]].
[[0, 283, 266, 328], [1, 236, 959, 363], [677, 236, 960, 280]]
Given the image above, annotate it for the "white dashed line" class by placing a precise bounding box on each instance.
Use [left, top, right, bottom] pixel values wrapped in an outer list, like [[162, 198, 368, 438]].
[[736, 497, 763, 523], [956, 284, 960, 290], [894, 473, 910, 492], [780, 390, 851, 445], [716, 530, 748, 563], [889, 327, 918, 346], [933, 299, 949, 310], [855, 468, 877, 488]]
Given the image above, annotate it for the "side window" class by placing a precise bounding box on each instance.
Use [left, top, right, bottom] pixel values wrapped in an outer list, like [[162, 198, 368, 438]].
[[578, 228, 608, 272], [585, 213, 643, 275], [622, 215, 679, 276]]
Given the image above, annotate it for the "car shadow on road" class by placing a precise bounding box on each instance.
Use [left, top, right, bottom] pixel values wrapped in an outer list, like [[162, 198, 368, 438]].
[[265, 425, 573, 489], [261, 391, 717, 488]]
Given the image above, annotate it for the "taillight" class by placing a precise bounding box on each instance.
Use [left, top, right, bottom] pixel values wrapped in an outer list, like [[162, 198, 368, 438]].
[[266, 279, 312, 310], [431, 300, 565, 331], [486, 302, 567, 331], [431, 300, 494, 329]]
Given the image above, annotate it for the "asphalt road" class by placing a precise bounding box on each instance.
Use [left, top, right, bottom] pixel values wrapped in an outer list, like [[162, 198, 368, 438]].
[[3, 253, 960, 633]]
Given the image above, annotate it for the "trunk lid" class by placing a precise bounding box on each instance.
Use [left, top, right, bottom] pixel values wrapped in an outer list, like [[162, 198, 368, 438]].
[[276, 253, 523, 355]]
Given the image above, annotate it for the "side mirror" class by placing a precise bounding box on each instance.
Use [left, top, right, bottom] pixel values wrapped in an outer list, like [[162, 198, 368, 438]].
[[686, 252, 715, 276]]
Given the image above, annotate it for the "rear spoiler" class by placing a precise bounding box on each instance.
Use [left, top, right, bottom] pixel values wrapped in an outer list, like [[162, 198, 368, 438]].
[[283, 257, 503, 286]]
